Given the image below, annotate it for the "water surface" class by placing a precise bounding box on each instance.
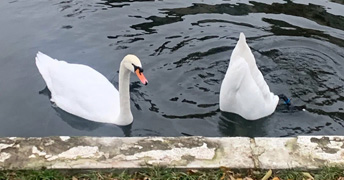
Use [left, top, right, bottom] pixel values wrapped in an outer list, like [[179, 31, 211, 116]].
[[0, 0, 343, 137]]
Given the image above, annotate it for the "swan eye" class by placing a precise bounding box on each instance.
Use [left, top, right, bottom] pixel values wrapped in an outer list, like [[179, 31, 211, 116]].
[[132, 63, 143, 73]]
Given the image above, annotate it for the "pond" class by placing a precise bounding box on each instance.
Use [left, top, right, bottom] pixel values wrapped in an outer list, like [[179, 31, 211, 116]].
[[0, 0, 343, 137]]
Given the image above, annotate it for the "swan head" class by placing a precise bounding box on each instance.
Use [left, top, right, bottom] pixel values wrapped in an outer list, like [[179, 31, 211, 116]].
[[122, 54, 148, 85]]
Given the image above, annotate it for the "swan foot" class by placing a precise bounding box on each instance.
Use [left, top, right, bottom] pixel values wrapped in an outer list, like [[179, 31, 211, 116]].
[[51, 102, 57, 108], [278, 94, 291, 106]]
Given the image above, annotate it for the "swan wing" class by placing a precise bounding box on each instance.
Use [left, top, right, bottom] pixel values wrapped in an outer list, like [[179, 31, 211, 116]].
[[220, 57, 267, 119], [231, 33, 274, 100], [231, 33, 275, 102], [36, 52, 119, 123]]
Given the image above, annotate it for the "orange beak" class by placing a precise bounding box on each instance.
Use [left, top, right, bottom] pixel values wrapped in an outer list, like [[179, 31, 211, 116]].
[[135, 69, 148, 85]]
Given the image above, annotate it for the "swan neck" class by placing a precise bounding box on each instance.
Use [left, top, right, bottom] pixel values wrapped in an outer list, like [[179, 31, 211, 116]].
[[118, 62, 133, 123]]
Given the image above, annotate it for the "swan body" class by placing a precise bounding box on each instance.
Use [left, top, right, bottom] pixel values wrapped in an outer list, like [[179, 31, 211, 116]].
[[35, 52, 147, 125], [219, 33, 279, 120]]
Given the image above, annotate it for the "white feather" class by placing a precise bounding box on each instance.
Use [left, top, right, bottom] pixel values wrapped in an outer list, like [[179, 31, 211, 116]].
[[35, 52, 143, 125], [220, 33, 279, 120]]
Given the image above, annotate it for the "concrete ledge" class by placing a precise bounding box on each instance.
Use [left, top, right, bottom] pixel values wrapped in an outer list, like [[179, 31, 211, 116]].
[[0, 136, 343, 170]]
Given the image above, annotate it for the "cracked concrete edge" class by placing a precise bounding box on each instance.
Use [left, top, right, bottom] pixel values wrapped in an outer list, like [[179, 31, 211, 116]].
[[0, 136, 343, 170]]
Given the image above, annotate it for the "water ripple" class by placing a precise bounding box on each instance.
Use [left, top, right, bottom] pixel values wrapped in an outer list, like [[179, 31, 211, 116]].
[[1, 0, 344, 137]]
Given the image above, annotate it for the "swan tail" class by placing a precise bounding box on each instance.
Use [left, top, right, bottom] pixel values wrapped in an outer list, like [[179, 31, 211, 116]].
[[239, 32, 246, 44], [35, 51, 56, 92]]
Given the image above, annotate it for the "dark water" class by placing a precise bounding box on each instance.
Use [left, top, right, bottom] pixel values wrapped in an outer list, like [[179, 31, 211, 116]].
[[0, 0, 343, 137]]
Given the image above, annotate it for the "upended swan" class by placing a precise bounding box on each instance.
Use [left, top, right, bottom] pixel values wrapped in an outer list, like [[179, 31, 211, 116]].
[[220, 33, 290, 120], [36, 52, 148, 125]]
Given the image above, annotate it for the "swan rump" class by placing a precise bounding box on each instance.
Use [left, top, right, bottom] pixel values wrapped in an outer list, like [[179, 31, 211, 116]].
[[35, 52, 147, 125], [219, 33, 279, 120]]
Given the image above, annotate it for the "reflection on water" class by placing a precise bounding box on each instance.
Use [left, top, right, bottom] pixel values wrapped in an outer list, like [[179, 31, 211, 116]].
[[0, 0, 343, 137], [54, 108, 103, 131], [219, 112, 268, 137]]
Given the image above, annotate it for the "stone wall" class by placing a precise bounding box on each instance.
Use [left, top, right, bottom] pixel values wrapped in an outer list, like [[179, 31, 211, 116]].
[[0, 136, 343, 170]]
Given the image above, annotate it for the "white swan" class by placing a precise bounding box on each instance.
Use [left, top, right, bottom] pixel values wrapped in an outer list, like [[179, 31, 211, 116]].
[[220, 33, 289, 120], [35, 52, 148, 125]]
